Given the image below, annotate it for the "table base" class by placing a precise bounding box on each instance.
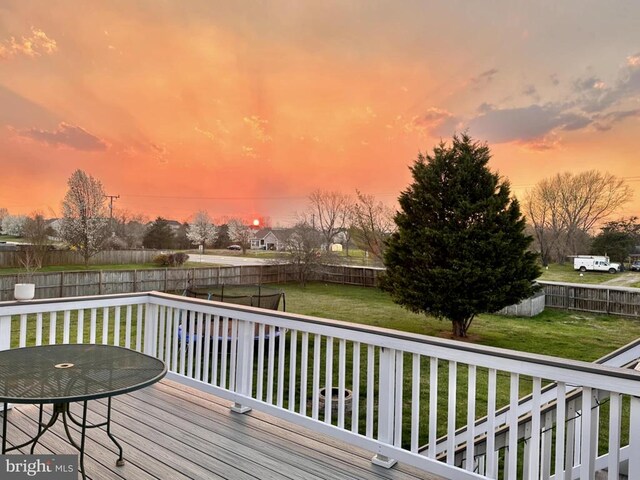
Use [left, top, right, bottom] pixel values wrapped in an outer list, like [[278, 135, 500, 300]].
[[2, 399, 125, 479]]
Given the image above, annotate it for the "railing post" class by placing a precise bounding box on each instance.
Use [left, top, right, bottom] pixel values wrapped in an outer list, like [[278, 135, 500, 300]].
[[1, 315, 13, 411], [0, 315, 11, 352], [143, 303, 158, 357], [629, 396, 640, 477], [372, 346, 397, 468], [231, 319, 253, 414], [579, 387, 597, 479]]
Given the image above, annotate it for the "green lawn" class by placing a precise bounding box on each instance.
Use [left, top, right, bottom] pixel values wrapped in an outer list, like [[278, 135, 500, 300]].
[[0, 261, 221, 275], [280, 283, 640, 362], [537, 262, 621, 284]]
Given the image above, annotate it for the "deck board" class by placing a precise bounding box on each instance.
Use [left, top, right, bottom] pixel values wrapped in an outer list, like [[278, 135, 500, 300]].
[[1, 380, 440, 480]]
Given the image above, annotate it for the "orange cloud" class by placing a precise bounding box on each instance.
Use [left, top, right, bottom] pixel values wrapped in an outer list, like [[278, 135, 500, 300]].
[[0, 27, 57, 61]]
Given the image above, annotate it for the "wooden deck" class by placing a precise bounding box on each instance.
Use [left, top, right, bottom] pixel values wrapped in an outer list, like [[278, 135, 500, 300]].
[[2, 380, 440, 480]]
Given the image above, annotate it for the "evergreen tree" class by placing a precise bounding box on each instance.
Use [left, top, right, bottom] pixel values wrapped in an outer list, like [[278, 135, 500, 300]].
[[383, 134, 540, 337], [143, 217, 175, 249]]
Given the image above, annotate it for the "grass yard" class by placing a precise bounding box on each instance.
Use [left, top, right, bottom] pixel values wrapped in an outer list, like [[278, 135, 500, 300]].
[[0, 261, 221, 275], [280, 282, 640, 362], [537, 262, 621, 284]]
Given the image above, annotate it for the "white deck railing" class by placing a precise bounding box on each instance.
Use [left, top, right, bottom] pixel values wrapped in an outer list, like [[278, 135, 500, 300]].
[[1, 292, 640, 480]]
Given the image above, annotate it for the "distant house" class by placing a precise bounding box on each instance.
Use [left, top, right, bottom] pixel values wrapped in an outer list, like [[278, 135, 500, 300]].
[[250, 228, 291, 251]]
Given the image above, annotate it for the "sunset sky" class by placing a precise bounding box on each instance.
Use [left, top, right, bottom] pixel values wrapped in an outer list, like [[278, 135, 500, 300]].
[[1, 1, 639, 225]]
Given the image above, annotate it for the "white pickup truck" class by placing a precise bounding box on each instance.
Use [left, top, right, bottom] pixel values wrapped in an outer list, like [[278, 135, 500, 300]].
[[573, 255, 621, 273]]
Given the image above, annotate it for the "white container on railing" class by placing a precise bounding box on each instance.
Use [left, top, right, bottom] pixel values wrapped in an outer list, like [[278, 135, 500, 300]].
[[14, 283, 35, 301]]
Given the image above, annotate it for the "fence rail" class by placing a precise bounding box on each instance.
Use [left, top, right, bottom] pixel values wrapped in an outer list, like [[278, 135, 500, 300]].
[[0, 263, 383, 301], [539, 281, 640, 318], [0, 249, 160, 268]]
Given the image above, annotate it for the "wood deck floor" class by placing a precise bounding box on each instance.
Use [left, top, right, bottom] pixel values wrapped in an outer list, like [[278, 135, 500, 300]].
[[2, 380, 441, 480]]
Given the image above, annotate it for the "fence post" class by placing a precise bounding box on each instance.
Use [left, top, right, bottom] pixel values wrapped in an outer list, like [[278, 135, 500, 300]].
[[59, 272, 64, 298], [372, 346, 397, 468], [99, 271, 103, 295], [134, 270, 138, 292]]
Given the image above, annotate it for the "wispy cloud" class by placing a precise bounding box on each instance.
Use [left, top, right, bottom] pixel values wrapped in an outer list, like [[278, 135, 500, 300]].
[[419, 52, 640, 150], [469, 68, 498, 89], [243, 115, 271, 143], [12, 123, 107, 151], [0, 27, 57, 61]]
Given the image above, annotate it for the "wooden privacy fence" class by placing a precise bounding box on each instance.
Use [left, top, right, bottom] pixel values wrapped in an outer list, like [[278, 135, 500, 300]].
[[0, 249, 161, 267], [538, 281, 640, 318]]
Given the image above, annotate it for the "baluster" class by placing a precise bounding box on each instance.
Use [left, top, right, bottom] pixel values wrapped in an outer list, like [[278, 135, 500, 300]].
[[628, 395, 640, 478], [102, 307, 109, 344], [266, 324, 276, 404], [410, 353, 420, 453], [299, 331, 309, 415], [394, 350, 403, 448], [210, 315, 221, 385], [466, 364, 477, 471], [256, 324, 265, 401], [113, 306, 121, 346], [324, 337, 334, 423], [486, 368, 497, 478], [36, 312, 43, 346], [311, 334, 321, 419], [507, 373, 519, 479], [528, 377, 542, 479], [337, 339, 346, 428], [19, 314, 27, 347], [89, 309, 97, 344], [125, 305, 132, 349], [77, 310, 84, 344], [366, 344, 375, 438], [446, 361, 457, 465], [201, 313, 211, 384], [289, 330, 298, 412], [276, 326, 286, 408], [351, 342, 361, 433], [427, 356, 438, 459], [63, 310, 70, 344], [554, 382, 567, 480], [135, 304, 143, 351]]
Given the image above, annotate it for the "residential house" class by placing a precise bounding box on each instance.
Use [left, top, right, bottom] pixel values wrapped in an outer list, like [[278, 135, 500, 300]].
[[250, 228, 291, 250]]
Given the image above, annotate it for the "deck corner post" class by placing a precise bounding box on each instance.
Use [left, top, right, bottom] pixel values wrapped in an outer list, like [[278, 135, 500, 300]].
[[371, 347, 398, 469], [231, 319, 253, 414]]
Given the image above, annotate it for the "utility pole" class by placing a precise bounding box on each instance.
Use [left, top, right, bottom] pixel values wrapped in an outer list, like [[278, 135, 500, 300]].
[[105, 194, 120, 231]]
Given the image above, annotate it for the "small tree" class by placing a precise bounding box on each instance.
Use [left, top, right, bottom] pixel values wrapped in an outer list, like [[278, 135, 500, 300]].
[[227, 218, 253, 254], [59, 170, 110, 267], [285, 221, 326, 286], [143, 217, 176, 249], [351, 190, 395, 262], [383, 134, 540, 338], [1, 214, 27, 236], [186, 211, 218, 253], [308, 190, 352, 249], [19, 213, 54, 274]]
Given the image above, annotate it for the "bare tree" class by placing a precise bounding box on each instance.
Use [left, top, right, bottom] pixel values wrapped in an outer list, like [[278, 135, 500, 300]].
[[60, 170, 110, 267], [0, 207, 8, 226], [19, 212, 53, 274], [351, 190, 395, 262], [308, 190, 352, 249], [227, 218, 253, 254], [285, 220, 327, 286], [186, 211, 218, 253], [525, 170, 632, 263], [111, 210, 148, 248]]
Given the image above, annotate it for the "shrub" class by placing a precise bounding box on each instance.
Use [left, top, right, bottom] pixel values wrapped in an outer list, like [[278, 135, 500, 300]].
[[154, 252, 189, 267]]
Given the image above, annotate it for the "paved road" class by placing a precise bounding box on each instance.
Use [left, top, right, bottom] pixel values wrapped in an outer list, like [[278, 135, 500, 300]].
[[188, 253, 277, 266]]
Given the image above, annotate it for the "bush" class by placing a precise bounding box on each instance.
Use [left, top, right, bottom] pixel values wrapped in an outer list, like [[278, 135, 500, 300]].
[[154, 252, 189, 267]]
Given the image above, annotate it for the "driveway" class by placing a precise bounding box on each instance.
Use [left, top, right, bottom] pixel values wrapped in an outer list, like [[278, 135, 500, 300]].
[[602, 272, 640, 287]]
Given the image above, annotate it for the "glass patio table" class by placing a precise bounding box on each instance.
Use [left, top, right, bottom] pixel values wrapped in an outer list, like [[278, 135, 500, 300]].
[[0, 344, 167, 479]]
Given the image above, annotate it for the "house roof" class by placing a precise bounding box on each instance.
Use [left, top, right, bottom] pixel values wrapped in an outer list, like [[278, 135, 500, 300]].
[[253, 228, 292, 242]]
